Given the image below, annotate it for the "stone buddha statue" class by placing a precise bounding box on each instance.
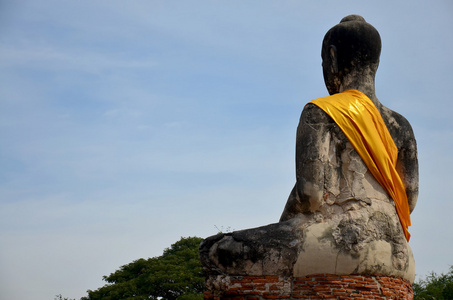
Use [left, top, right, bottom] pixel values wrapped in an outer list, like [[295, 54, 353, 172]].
[[200, 15, 418, 283]]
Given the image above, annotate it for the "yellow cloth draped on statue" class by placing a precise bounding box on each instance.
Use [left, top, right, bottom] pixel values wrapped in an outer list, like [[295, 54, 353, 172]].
[[310, 89, 411, 241]]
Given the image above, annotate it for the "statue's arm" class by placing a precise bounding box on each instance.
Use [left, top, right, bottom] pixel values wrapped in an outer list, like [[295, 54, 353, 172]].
[[280, 104, 330, 221], [396, 123, 419, 213]]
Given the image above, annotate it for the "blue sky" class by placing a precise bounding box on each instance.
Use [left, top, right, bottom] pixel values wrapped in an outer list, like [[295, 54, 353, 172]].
[[1, 1, 452, 299]]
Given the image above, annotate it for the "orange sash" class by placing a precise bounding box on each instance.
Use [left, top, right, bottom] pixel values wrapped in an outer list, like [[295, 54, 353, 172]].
[[310, 89, 411, 241]]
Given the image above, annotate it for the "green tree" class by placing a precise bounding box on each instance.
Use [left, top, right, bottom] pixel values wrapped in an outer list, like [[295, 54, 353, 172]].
[[82, 237, 205, 300], [413, 266, 453, 299]]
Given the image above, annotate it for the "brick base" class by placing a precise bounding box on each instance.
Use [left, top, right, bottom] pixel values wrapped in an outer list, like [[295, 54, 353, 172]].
[[204, 274, 413, 299]]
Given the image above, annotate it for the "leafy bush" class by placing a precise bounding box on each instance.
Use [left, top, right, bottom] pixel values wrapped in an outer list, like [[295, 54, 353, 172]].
[[81, 237, 205, 300], [413, 266, 453, 299]]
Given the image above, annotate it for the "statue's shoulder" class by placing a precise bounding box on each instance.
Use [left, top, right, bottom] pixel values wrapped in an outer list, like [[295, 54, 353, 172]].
[[380, 105, 416, 148], [299, 102, 335, 125]]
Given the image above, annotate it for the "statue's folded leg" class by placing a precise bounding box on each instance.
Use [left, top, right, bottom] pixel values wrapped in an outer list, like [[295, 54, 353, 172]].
[[199, 217, 305, 276]]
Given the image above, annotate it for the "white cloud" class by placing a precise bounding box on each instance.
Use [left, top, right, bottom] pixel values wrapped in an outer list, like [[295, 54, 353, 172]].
[[0, 44, 157, 75]]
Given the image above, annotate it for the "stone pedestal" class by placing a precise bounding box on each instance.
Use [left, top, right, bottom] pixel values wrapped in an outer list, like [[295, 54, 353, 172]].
[[204, 274, 413, 299]]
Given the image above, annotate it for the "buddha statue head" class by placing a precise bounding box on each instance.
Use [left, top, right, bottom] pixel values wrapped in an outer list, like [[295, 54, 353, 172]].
[[321, 15, 382, 95]]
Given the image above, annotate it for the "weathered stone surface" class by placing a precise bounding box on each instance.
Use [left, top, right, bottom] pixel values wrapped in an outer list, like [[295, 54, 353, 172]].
[[292, 203, 415, 282], [201, 200, 415, 282], [200, 14, 418, 284], [200, 217, 304, 277]]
